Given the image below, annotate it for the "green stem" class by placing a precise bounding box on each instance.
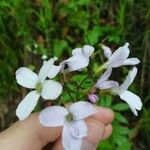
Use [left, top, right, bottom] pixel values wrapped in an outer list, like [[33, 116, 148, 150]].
[[95, 64, 106, 75]]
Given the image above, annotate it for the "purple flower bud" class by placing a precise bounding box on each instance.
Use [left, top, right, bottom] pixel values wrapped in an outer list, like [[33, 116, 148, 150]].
[[88, 94, 99, 103]]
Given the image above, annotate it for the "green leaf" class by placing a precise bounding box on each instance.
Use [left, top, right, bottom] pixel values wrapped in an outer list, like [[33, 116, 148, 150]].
[[100, 96, 112, 107], [116, 141, 132, 150], [115, 112, 128, 124], [98, 140, 114, 150], [114, 124, 130, 135], [112, 103, 129, 111], [113, 133, 129, 146]]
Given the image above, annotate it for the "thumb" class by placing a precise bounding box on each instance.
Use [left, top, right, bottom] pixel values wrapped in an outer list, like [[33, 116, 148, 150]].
[[0, 113, 62, 150]]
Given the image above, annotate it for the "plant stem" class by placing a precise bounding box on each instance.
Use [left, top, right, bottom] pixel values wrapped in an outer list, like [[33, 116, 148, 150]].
[[95, 64, 106, 75]]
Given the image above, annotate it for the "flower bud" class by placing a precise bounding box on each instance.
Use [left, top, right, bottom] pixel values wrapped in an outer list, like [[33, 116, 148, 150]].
[[88, 94, 98, 103]]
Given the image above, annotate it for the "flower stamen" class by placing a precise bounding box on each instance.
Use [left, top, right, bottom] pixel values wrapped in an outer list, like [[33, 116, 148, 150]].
[[66, 113, 74, 122], [36, 82, 42, 93]]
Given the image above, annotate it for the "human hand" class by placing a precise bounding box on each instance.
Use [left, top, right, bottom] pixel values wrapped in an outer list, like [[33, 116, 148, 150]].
[[0, 107, 114, 150]]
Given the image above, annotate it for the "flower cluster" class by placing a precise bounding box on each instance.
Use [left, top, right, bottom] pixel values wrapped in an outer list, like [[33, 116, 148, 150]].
[[15, 43, 142, 150]]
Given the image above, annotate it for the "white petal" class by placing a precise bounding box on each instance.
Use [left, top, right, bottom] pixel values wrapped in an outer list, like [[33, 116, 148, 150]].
[[72, 48, 83, 56], [16, 91, 40, 120], [120, 67, 137, 92], [96, 80, 119, 89], [102, 44, 112, 58], [105, 59, 124, 68], [96, 68, 112, 84], [70, 120, 88, 138], [83, 45, 94, 57], [16, 67, 38, 89], [41, 80, 62, 100], [38, 58, 54, 83], [69, 101, 97, 120], [108, 43, 130, 68], [120, 91, 142, 116], [124, 58, 140, 65], [47, 65, 61, 79], [62, 123, 83, 150], [64, 55, 89, 72], [39, 106, 68, 127]]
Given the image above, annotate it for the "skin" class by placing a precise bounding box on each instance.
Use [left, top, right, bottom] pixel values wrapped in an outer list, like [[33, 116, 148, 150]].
[[0, 106, 114, 150]]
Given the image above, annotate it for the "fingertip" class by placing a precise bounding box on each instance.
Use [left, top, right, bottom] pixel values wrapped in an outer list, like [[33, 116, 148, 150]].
[[93, 107, 114, 125]]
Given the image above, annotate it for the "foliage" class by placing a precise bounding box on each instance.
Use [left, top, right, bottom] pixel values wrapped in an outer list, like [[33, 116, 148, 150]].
[[0, 0, 150, 149]]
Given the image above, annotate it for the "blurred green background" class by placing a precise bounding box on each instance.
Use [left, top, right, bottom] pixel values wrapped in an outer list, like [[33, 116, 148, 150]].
[[0, 0, 150, 149]]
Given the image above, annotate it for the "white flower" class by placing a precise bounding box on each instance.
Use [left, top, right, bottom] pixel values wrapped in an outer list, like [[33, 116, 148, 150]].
[[60, 45, 94, 72], [102, 43, 140, 68], [16, 58, 63, 120], [95, 68, 119, 89], [111, 67, 142, 116], [47, 65, 61, 78], [39, 101, 97, 150]]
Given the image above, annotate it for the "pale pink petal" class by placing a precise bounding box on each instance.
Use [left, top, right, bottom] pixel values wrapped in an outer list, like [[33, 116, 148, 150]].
[[69, 101, 97, 120], [16, 91, 40, 120], [62, 123, 83, 150], [96, 68, 112, 84], [102, 44, 112, 58], [105, 59, 124, 68], [120, 90, 142, 116], [96, 80, 119, 89], [47, 65, 61, 79], [107, 43, 130, 68], [70, 120, 88, 138], [39, 106, 68, 127], [72, 48, 83, 55], [41, 80, 62, 100], [38, 58, 54, 83], [16, 67, 38, 89], [83, 45, 94, 57], [124, 58, 140, 65], [60, 45, 93, 72], [120, 67, 137, 92], [64, 55, 89, 72]]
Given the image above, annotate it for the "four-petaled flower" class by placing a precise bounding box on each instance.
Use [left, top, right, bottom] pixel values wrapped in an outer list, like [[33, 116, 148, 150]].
[[60, 45, 94, 72], [16, 58, 62, 120], [39, 101, 97, 150], [111, 67, 142, 116], [102, 43, 140, 68]]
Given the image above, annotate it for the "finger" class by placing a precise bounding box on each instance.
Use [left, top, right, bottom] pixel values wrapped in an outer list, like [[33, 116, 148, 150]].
[[0, 113, 62, 150], [52, 117, 106, 150], [101, 124, 113, 140], [92, 107, 114, 125]]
